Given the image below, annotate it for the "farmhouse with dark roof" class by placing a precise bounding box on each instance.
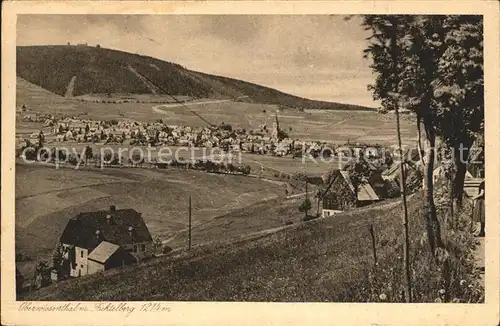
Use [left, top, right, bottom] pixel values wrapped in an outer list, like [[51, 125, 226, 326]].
[[58, 205, 153, 277]]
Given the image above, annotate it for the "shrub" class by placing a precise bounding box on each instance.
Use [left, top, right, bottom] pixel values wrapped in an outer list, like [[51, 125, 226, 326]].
[[298, 198, 312, 213], [22, 147, 37, 161], [347, 190, 484, 303], [241, 165, 251, 175], [68, 154, 79, 165]]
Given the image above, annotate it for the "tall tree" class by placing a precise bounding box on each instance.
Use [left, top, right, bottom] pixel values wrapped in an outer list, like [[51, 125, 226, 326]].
[[363, 15, 445, 255], [433, 15, 484, 209], [363, 15, 484, 263]]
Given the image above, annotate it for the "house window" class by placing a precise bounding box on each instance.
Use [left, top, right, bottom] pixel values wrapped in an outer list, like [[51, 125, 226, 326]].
[[141, 244, 146, 252], [133, 245, 137, 253], [80, 264, 83, 269], [80, 250, 84, 258]]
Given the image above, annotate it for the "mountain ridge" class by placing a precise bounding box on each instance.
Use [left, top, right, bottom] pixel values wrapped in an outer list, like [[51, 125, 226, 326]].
[[17, 45, 375, 111]]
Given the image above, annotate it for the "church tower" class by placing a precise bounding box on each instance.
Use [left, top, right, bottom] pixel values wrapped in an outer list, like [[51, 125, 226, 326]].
[[271, 114, 280, 139]]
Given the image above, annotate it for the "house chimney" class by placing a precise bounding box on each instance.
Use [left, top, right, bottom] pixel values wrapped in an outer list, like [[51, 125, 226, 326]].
[[106, 214, 112, 224], [95, 230, 102, 241], [110, 205, 116, 211], [128, 226, 134, 236]]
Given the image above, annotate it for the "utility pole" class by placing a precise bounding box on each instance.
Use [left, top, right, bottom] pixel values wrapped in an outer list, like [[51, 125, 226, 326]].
[[390, 20, 412, 303], [305, 179, 309, 219], [396, 94, 412, 303], [188, 195, 192, 250]]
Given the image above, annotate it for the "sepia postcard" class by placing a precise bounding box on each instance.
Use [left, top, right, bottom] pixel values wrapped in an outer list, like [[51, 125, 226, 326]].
[[2, 1, 499, 325]]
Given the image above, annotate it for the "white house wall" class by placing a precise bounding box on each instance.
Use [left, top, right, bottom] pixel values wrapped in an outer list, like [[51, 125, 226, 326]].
[[67, 246, 89, 277], [87, 259, 105, 275], [322, 209, 343, 218]]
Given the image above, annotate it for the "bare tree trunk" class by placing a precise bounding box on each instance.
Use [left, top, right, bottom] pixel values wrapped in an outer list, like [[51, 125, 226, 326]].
[[416, 114, 426, 169], [422, 118, 444, 254], [452, 139, 472, 211]]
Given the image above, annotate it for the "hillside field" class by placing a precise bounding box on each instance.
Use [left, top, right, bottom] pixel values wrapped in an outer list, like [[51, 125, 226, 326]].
[[15, 163, 286, 278], [23, 194, 429, 301]]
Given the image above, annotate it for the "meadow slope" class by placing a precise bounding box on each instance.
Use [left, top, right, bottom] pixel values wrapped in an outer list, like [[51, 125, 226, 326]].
[[15, 164, 284, 277], [23, 194, 428, 302]]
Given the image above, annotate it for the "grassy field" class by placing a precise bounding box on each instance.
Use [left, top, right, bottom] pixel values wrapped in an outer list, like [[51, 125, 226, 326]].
[[166, 195, 305, 249], [22, 194, 427, 301], [15, 163, 285, 278], [21, 188, 484, 303], [240, 152, 342, 177]]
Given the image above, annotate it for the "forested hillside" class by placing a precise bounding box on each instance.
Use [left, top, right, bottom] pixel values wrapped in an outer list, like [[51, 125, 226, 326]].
[[17, 45, 373, 111]]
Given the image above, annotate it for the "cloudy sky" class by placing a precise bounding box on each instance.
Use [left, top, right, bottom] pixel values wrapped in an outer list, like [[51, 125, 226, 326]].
[[17, 15, 378, 107]]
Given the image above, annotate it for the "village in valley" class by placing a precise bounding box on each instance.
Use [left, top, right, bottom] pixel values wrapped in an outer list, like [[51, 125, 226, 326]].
[[14, 14, 485, 303]]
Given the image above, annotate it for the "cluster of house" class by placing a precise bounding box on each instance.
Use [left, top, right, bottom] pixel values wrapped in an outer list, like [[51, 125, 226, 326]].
[[320, 147, 485, 217], [20, 112, 379, 159], [21, 112, 60, 127]]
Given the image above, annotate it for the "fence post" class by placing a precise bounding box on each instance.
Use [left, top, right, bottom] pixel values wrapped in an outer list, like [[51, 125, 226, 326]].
[[369, 224, 378, 266]]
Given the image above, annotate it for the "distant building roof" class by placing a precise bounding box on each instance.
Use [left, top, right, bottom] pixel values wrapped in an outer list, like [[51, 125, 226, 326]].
[[339, 170, 380, 202], [88, 241, 120, 264], [464, 178, 484, 197], [61, 207, 153, 250], [382, 163, 401, 178], [382, 159, 420, 179]]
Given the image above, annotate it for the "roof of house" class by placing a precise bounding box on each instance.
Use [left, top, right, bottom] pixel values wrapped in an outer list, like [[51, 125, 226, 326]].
[[339, 170, 380, 202], [382, 156, 421, 178], [60, 208, 153, 250], [464, 178, 484, 197], [382, 163, 401, 177], [88, 241, 120, 264]]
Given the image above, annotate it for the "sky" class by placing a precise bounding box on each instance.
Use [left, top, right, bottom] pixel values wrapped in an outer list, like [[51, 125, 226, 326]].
[[17, 15, 378, 108]]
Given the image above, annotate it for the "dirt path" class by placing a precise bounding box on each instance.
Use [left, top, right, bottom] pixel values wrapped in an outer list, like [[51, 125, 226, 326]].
[[152, 99, 233, 112]]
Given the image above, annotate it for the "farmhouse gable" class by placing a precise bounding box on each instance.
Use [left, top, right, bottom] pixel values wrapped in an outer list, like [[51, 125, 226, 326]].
[[59, 206, 153, 278]]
